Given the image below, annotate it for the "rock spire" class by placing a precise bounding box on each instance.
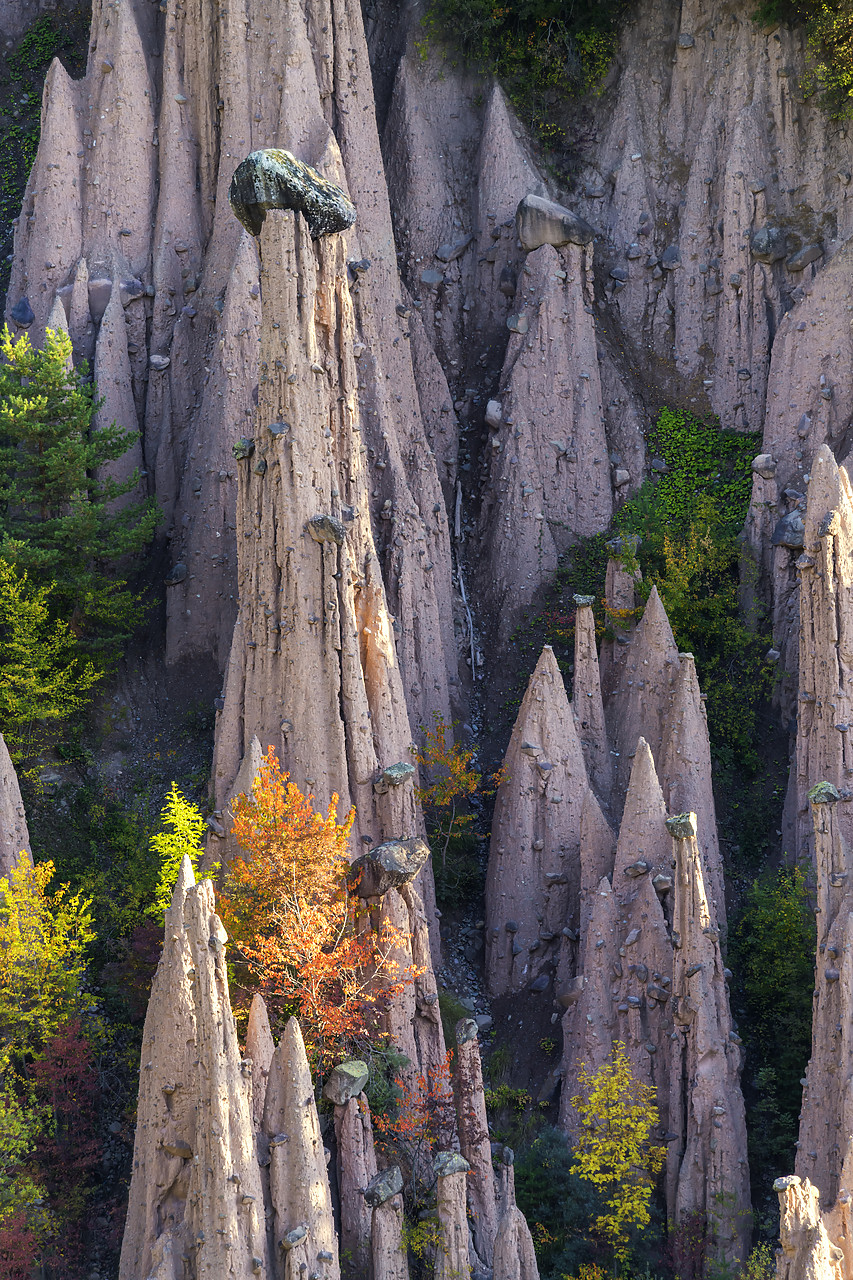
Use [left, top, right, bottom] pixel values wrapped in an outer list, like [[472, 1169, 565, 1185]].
[[666, 813, 750, 1265], [118, 856, 269, 1280], [485, 646, 592, 996]]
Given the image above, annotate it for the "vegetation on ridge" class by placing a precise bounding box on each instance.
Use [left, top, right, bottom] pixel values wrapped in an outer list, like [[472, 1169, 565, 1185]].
[[422, 0, 627, 159]]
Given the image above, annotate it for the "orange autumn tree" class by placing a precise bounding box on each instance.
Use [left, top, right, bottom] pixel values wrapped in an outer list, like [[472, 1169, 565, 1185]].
[[219, 746, 419, 1064], [374, 1051, 457, 1207]]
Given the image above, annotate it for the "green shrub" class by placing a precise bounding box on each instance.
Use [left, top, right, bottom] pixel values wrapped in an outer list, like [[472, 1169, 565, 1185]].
[[729, 867, 815, 1205], [612, 409, 770, 772], [514, 1127, 605, 1279]]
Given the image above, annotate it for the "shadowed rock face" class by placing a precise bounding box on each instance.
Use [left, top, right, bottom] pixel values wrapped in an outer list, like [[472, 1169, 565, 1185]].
[[667, 813, 751, 1265], [229, 150, 357, 238]]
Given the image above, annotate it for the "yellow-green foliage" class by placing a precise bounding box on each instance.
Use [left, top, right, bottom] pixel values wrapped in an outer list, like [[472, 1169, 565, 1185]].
[[0, 860, 95, 1067], [569, 1042, 665, 1259], [150, 783, 213, 916], [756, 0, 853, 116], [0, 561, 101, 761], [0, 1088, 45, 1228]]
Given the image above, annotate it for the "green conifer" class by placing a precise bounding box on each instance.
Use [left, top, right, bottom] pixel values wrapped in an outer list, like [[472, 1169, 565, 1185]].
[[0, 325, 159, 659]]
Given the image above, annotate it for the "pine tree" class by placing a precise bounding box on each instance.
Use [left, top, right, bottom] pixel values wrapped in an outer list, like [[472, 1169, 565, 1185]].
[[0, 325, 159, 658]]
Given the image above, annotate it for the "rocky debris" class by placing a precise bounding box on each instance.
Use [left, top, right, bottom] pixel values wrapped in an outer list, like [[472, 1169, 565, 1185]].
[[775, 1176, 844, 1280], [485, 647, 592, 996], [229, 149, 357, 239], [666, 813, 750, 1266], [434, 1153, 471, 1280], [793, 446, 853, 864], [119, 857, 269, 1280], [334, 1094, 377, 1278], [493, 1207, 541, 1280], [516, 193, 595, 251], [263, 1018, 340, 1280], [0, 733, 31, 877], [453, 1019, 498, 1264], [10, 297, 34, 328], [351, 838, 432, 897], [245, 993, 275, 1131], [750, 225, 787, 263], [796, 785, 853, 1206], [374, 763, 416, 795]]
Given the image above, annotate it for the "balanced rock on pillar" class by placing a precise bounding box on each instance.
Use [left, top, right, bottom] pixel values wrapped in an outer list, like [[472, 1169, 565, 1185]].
[[775, 1176, 844, 1280]]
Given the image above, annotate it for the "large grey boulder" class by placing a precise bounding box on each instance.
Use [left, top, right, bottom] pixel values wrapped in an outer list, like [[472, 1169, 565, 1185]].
[[350, 837, 431, 897], [516, 194, 594, 251], [229, 149, 356, 238], [750, 224, 787, 263]]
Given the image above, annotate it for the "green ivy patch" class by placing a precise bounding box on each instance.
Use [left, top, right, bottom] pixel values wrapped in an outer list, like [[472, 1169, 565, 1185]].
[[510, 409, 772, 773]]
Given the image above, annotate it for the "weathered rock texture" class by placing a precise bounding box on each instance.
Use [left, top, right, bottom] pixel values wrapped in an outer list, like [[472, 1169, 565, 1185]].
[[482, 603, 749, 1258], [0, 733, 31, 877], [790, 446, 853, 864], [667, 813, 750, 1265], [120, 875, 544, 1280], [797, 786, 853, 1206], [476, 239, 612, 632], [10, 0, 459, 740], [119, 856, 269, 1280], [263, 1018, 340, 1280], [485, 646, 594, 996], [775, 1176, 844, 1280], [453, 1018, 498, 1266]]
